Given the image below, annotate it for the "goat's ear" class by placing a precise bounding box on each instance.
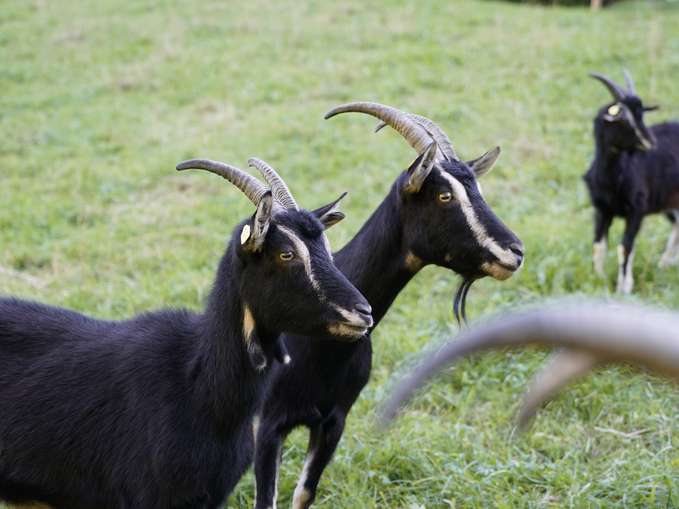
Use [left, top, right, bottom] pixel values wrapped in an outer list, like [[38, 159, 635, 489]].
[[644, 105, 660, 113], [467, 146, 501, 178], [404, 141, 437, 194], [242, 191, 273, 253], [312, 191, 347, 230]]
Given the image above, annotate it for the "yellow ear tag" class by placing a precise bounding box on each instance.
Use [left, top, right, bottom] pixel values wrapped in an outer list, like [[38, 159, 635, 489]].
[[608, 104, 621, 116], [240, 224, 251, 245]]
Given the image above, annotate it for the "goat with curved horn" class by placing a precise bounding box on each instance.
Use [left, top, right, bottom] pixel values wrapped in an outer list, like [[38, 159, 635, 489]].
[[176, 159, 268, 206], [585, 71, 679, 294], [248, 157, 299, 210], [590, 72, 627, 101], [381, 301, 679, 429]]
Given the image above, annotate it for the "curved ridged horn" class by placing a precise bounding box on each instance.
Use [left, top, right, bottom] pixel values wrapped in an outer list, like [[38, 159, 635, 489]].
[[407, 113, 458, 161], [590, 72, 627, 102], [381, 301, 679, 427], [248, 158, 298, 210], [325, 102, 435, 156], [374, 113, 458, 161], [623, 68, 637, 95], [176, 159, 267, 206]]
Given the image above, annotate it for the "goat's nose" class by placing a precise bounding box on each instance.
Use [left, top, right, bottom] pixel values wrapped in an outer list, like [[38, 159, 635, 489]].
[[355, 302, 372, 317], [509, 243, 525, 265]]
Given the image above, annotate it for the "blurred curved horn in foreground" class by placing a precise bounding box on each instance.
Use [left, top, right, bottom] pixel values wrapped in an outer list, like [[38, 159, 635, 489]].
[[381, 301, 679, 429]]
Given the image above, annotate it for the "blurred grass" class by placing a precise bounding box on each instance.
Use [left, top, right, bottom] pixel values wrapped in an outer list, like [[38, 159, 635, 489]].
[[2, 0, 679, 507]]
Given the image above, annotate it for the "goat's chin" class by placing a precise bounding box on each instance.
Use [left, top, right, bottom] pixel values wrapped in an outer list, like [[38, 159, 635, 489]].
[[327, 323, 367, 341], [481, 261, 517, 281]]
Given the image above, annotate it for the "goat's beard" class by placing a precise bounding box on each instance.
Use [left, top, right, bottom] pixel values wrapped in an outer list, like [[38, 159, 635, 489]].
[[453, 277, 478, 326]]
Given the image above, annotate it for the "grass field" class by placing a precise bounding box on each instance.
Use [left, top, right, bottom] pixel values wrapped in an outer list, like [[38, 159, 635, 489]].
[[2, 0, 679, 507]]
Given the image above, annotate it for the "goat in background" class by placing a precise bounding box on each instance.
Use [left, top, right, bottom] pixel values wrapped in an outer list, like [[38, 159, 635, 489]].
[[585, 70, 679, 293]]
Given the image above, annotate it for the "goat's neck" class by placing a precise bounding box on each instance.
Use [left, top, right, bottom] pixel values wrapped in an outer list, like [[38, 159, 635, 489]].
[[195, 247, 265, 431], [335, 184, 415, 325], [592, 130, 623, 179]]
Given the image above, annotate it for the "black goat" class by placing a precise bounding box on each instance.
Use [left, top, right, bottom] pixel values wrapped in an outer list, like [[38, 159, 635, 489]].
[[253, 102, 524, 509], [382, 300, 679, 430], [584, 70, 679, 293], [0, 158, 372, 509]]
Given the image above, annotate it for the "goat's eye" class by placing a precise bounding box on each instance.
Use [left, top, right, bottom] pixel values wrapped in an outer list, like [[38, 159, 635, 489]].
[[279, 251, 294, 262], [438, 192, 453, 203], [608, 104, 621, 116]]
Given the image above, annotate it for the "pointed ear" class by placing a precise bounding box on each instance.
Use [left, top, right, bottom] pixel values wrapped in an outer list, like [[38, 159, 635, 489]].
[[467, 146, 501, 178], [643, 105, 660, 113], [404, 141, 437, 194], [312, 191, 348, 230], [242, 191, 273, 252]]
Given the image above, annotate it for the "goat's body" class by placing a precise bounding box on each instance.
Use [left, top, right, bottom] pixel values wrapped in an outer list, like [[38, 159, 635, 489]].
[[0, 280, 258, 508], [254, 189, 413, 509], [585, 121, 679, 292], [585, 123, 679, 217]]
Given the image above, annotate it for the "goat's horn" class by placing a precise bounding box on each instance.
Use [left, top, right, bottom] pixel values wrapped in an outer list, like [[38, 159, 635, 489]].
[[381, 302, 679, 425], [516, 348, 599, 429], [623, 68, 637, 95], [325, 102, 435, 157], [247, 158, 298, 210], [374, 115, 458, 161], [176, 159, 267, 206], [590, 73, 627, 102], [406, 113, 458, 161]]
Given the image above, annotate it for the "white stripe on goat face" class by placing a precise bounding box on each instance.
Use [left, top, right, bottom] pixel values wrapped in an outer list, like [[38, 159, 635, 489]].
[[277, 224, 362, 323], [276, 225, 322, 295], [437, 169, 516, 267]]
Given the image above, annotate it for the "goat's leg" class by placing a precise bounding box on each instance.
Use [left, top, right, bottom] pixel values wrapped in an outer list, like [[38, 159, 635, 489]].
[[659, 210, 679, 267], [617, 214, 643, 293], [254, 421, 288, 509], [291, 413, 346, 509], [593, 209, 613, 277]]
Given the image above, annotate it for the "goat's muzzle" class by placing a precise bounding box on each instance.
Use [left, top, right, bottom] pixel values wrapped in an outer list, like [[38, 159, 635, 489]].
[[328, 302, 374, 340], [482, 242, 524, 280]]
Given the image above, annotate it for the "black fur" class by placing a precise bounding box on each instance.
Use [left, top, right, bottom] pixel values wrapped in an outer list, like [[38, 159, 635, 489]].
[[584, 75, 679, 291], [0, 202, 370, 508], [253, 155, 522, 509]]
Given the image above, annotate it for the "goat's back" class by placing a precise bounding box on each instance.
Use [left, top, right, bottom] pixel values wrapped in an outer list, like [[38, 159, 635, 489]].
[[0, 298, 246, 508]]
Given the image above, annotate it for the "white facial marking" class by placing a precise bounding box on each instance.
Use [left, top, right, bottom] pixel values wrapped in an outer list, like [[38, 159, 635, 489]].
[[437, 169, 517, 268], [277, 225, 321, 295], [593, 240, 607, 276], [240, 224, 251, 245], [659, 215, 679, 267], [617, 245, 634, 294], [283, 354, 291, 365], [623, 107, 653, 149], [293, 448, 315, 509]]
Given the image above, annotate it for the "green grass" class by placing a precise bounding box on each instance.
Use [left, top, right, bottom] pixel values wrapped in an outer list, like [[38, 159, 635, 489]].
[[2, 0, 679, 507]]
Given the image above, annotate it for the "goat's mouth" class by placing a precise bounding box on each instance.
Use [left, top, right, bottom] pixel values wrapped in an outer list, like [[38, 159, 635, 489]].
[[327, 322, 370, 340], [481, 261, 520, 281]]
